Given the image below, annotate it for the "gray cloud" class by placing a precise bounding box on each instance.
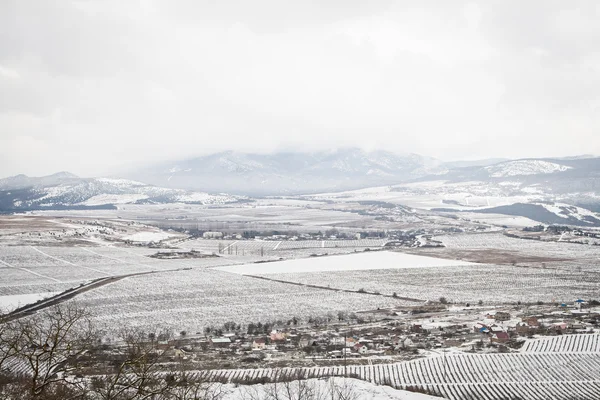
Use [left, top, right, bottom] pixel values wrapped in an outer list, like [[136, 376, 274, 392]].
[[1, 1, 599, 177]]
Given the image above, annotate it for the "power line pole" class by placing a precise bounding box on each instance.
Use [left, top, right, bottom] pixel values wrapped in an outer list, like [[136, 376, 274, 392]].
[[344, 329, 347, 378]]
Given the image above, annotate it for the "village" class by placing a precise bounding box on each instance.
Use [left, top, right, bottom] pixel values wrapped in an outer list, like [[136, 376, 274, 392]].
[[80, 298, 600, 375]]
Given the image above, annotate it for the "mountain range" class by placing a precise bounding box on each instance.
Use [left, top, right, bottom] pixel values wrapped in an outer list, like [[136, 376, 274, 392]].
[[435, 157, 600, 208], [2, 150, 600, 223], [127, 148, 450, 195]]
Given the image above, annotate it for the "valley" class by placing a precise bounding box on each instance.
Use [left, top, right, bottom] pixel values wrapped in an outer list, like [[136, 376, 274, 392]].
[[2, 153, 600, 400]]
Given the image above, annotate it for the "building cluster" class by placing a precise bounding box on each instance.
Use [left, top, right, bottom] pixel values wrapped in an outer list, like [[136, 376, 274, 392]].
[[123, 301, 600, 370], [470, 301, 599, 345]]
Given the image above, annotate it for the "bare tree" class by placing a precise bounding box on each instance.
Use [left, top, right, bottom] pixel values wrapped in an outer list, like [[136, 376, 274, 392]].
[[237, 371, 358, 400], [164, 372, 227, 400], [90, 327, 175, 400], [5, 303, 97, 398], [0, 312, 21, 376]]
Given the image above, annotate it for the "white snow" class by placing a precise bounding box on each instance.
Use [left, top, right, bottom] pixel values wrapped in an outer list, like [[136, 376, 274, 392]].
[[221, 377, 441, 400], [216, 250, 474, 275], [0, 292, 61, 313], [95, 178, 146, 186], [535, 202, 600, 223], [80, 194, 149, 205], [123, 231, 176, 243], [174, 192, 212, 202], [458, 212, 540, 227], [485, 160, 571, 177], [307, 180, 545, 211]]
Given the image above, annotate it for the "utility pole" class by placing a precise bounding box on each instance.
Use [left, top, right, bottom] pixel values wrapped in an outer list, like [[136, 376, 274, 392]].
[[344, 329, 347, 378]]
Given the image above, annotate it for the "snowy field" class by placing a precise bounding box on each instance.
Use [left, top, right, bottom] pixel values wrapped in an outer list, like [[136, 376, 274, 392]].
[[123, 231, 178, 243], [216, 251, 475, 275], [221, 377, 439, 400], [456, 212, 539, 227], [437, 232, 600, 262], [0, 245, 241, 297], [252, 263, 600, 304], [74, 268, 413, 332]]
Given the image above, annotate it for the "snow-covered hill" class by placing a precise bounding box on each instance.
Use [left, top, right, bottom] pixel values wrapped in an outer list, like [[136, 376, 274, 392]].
[[0, 174, 242, 211], [477, 202, 600, 226], [484, 160, 571, 177]]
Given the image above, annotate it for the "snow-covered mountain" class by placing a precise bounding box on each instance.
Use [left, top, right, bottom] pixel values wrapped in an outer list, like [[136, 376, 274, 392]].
[[484, 160, 572, 178], [438, 157, 600, 182], [476, 202, 600, 226], [305, 155, 600, 226], [0, 171, 79, 190], [0, 174, 242, 211], [128, 148, 447, 195]]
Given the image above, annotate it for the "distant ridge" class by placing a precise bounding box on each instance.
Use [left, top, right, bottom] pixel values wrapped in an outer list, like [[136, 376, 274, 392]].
[[0, 174, 241, 212], [124, 149, 600, 196], [126, 148, 447, 195]]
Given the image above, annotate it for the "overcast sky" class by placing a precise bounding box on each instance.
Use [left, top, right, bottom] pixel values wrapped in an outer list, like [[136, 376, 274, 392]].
[[1, 1, 599, 177]]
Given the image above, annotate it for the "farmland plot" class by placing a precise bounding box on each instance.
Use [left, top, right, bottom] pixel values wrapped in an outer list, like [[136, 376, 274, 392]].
[[216, 251, 475, 275], [191, 353, 600, 400], [255, 264, 600, 304], [0, 246, 73, 268], [437, 233, 600, 260], [522, 334, 600, 353], [73, 268, 412, 332], [0, 245, 241, 299]]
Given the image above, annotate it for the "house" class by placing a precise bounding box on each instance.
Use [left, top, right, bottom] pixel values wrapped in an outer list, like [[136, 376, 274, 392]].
[[354, 343, 368, 355], [203, 231, 223, 239], [329, 350, 343, 359], [491, 332, 510, 343], [572, 309, 590, 316], [329, 336, 345, 346], [270, 330, 288, 342], [516, 323, 537, 336], [403, 338, 416, 349], [298, 335, 314, 348], [569, 322, 585, 331], [156, 340, 170, 350], [522, 316, 539, 327], [345, 337, 358, 347], [173, 348, 187, 359], [553, 322, 568, 332], [494, 312, 511, 321], [252, 338, 267, 350], [485, 311, 498, 319], [210, 337, 231, 348]]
